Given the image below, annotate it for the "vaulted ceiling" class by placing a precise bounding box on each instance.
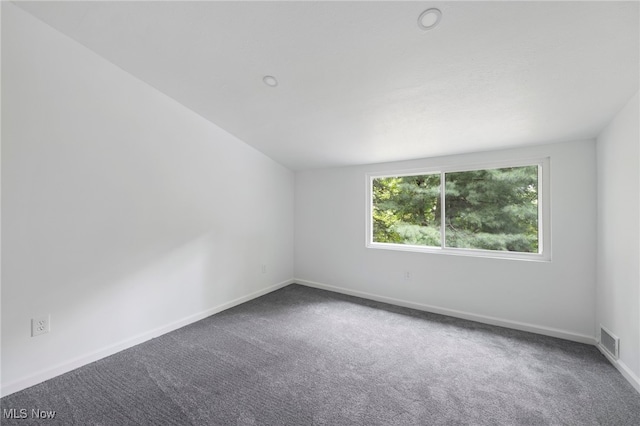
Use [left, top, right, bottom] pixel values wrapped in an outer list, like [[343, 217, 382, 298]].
[[13, 1, 640, 170]]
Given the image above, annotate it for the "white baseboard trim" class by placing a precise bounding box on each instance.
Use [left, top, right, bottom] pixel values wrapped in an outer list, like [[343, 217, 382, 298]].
[[1, 279, 294, 398], [294, 278, 596, 345], [597, 344, 640, 394]]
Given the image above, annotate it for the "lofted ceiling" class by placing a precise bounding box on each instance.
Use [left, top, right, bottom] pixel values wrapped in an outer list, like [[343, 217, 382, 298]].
[[12, 1, 640, 171]]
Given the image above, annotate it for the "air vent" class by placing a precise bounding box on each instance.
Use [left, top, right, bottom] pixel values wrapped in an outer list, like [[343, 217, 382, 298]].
[[600, 325, 619, 359]]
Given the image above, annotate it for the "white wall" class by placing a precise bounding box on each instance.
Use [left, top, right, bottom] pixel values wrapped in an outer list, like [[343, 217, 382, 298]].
[[596, 91, 640, 391], [1, 3, 294, 396], [295, 141, 597, 342]]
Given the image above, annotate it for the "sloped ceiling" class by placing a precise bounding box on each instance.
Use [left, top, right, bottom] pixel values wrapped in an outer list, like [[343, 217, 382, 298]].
[[12, 1, 640, 170]]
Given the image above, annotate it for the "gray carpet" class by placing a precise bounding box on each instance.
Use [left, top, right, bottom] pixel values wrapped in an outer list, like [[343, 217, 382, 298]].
[[2, 284, 639, 425]]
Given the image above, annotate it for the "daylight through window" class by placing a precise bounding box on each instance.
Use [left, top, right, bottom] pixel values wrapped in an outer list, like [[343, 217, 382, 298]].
[[368, 161, 549, 260]]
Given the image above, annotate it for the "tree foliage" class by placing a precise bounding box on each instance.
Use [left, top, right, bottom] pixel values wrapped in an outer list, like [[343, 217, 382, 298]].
[[372, 166, 539, 253]]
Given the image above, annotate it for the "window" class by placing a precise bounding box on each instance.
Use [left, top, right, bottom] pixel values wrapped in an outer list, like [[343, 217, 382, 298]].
[[366, 159, 550, 260]]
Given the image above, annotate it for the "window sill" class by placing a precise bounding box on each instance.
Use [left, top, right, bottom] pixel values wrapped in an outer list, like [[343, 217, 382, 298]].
[[366, 242, 551, 262]]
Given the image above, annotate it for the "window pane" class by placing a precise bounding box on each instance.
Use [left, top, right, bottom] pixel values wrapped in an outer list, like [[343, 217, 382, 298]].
[[372, 174, 441, 247], [444, 166, 539, 252]]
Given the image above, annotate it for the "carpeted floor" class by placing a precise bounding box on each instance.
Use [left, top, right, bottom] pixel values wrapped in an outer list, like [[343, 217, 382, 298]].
[[2, 284, 639, 425]]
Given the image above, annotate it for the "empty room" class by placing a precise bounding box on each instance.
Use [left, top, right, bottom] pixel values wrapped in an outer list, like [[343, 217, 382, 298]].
[[1, 1, 639, 424]]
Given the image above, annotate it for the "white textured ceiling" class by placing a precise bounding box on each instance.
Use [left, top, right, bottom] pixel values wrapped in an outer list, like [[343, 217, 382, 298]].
[[13, 1, 640, 170]]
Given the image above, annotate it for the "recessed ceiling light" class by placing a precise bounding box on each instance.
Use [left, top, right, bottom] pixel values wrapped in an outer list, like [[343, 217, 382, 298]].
[[263, 75, 278, 87], [418, 8, 442, 31]]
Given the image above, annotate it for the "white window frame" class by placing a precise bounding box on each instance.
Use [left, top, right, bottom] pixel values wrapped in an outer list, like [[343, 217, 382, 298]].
[[365, 157, 551, 261]]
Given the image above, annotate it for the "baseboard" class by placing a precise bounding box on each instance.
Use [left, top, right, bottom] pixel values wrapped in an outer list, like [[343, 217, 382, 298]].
[[294, 278, 596, 345], [597, 344, 640, 394], [1, 279, 294, 398]]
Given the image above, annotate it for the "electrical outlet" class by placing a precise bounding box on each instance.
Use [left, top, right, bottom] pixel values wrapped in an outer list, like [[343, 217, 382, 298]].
[[31, 315, 50, 337], [404, 271, 412, 281], [261, 264, 267, 274]]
